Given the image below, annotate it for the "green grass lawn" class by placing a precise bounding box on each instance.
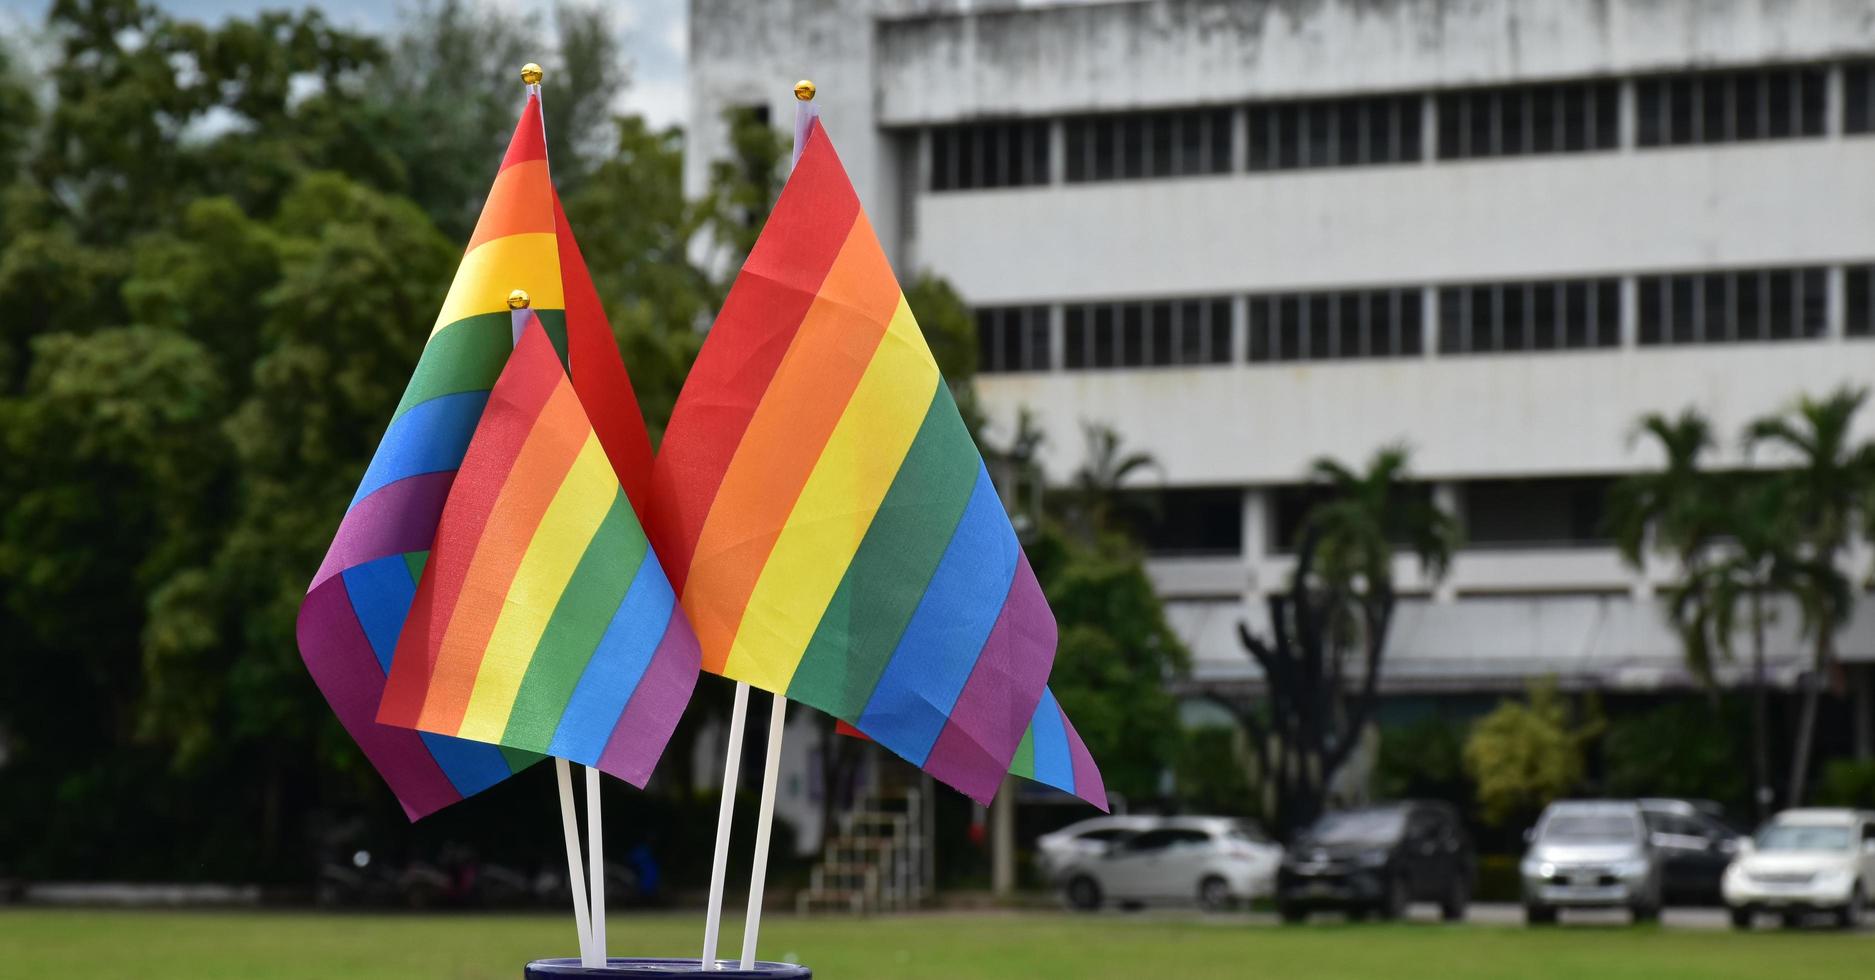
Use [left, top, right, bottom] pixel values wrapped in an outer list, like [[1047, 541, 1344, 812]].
[[2, 908, 1868, 979]]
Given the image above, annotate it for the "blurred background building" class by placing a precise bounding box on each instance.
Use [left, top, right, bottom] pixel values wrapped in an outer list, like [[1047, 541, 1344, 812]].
[[687, 0, 1875, 739]]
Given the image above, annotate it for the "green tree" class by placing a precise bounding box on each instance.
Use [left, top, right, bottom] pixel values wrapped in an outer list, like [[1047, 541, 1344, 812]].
[[1027, 524, 1190, 803], [1744, 387, 1874, 802], [1226, 446, 1459, 835], [1463, 680, 1601, 827]]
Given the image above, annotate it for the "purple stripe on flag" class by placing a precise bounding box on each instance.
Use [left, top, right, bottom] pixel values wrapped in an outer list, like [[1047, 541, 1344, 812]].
[[297, 577, 463, 820], [917, 552, 1055, 807], [311, 470, 456, 590], [1061, 706, 1109, 812], [595, 614, 702, 788]]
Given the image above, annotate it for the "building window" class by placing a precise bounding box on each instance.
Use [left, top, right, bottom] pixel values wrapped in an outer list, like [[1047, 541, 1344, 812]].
[[1436, 278, 1620, 355], [1065, 108, 1232, 182], [1246, 287, 1422, 363], [1461, 477, 1615, 549], [1271, 482, 1436, 553], [1848, 63, 1875, 134], [1636, 66, 1826, 147], [1849, 266, 1874, 337], [1063, 297, 1232, 370], [1435, 81, 1618, 159], [930, 120, 1051, 191], [1637, 267, 1827, 344], [1117, 487, 1244, 557], [1246, 95, 1421, 171], [975, 306, 1051, 373]]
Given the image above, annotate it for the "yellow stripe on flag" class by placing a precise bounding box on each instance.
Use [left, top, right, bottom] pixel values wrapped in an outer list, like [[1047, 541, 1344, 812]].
[[431, 232, 565, 335], [457, 434, 617, 742], [722, 297, 939, 691]]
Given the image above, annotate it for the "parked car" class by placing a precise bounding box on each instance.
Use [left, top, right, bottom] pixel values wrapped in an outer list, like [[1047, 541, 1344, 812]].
[[1058, 817, 1281, 912], [1520, 799, 1662, 924], [1723, 808, 1875, 929], [1274, 801, 1473, 923], [1638, 798, 1743, 906], [1036, 814, 1162, 881]]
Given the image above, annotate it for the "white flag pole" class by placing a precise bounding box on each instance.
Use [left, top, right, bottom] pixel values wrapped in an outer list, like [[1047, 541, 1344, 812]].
[[735, 81, 819, 973], [586, 765, 607, 967], [554, 757, 596, 964], [699, 680, 750, 968], [512, 282, 594, 967], [739, 692, 789, 970]]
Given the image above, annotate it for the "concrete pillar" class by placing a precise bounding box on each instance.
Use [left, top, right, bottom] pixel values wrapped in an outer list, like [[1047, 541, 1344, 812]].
[[1230, 294, 1249, 364], [1420, 286, 1438, 358], [1431, 482, 1460, 603], [1047, 118, 1067, 185], [1618, 78, 1638, 151], [1419, 93, 1437, 163], [990, 773, 1016, 898], [1620, 275, 1639, 348], [1241, 487, 1269, 597], [1828, 64, 1846, 139], [1828, 265, 1847, 340]]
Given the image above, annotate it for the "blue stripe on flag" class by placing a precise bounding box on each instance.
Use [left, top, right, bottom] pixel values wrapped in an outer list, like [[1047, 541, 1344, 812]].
[[350, 390, 489, 507], [547, 559, 677, 765], [419, 731, 518, 796], [857, 464, 1019, 766], [1031, 689, 1073, 792], [341, 554, 420, 674]]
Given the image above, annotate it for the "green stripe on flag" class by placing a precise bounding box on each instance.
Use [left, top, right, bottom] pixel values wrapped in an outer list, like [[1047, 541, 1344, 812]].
[[500, 490, 650, 750], [403, 550, 429, 584], [786, 382, 981, 717], [1011, 724, 1036, 779], [391, 309, 568, 422]]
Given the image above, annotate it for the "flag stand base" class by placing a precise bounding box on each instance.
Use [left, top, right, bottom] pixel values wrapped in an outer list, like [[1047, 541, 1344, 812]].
[[525, 958, 811, 977]]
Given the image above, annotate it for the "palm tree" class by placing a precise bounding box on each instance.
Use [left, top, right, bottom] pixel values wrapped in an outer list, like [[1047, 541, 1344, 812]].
[[1303, 444, 1459, 595], [1230, 444, 1459, 835], [1067, 421, 1161, 540], [1610, 409, 1797, 815], [1744, 387, 1875, 804]]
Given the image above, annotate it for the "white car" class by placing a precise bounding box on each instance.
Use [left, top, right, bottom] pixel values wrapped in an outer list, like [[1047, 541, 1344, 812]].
[[1723, 808, 1875, 929], [1058, 817, 1283, 912], [1036, 815, 1161, 880]]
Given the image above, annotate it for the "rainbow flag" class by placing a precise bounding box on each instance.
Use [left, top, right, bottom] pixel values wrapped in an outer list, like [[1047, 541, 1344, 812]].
[[647, 111, 1065, 807], [296, 92, 657, 819], [835, 686, 1107, 810], [1008, 689, 1106, 809], [376, 318, 699, 783]]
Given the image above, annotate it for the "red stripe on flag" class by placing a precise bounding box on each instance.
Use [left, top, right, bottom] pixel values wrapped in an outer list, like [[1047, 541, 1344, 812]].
[[378, 322, 563, 727], [500, 93, 547, 170], [554, 189, 656, 521], [647, 127, 859, 594]]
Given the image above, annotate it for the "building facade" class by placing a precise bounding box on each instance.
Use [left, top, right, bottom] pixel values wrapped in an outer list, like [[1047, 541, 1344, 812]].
[[688, 0, 1875, 757]]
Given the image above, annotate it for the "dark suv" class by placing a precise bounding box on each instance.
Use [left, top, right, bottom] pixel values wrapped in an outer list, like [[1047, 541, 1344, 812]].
[[1276, 802, 1474, 923], [1639, 798, 1743, 906]]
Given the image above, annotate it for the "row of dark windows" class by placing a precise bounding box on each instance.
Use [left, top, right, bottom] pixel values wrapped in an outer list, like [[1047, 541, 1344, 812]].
[[1246, 95, 1422, 170], [1636, 267, 1828, 345], [929, 62, 1865, 191], [1637, 66, 1827, 146], [1065, 108, 1233, 181], [1437, 278, 1622, 355], [1436, 81, 1619, 159], [976, 305, 1050, 374], [978, 266, 1857, 372], [1060, 298, 1235, 370], [1126, 477, 1616, 557], [1248, 288, 1424, 362]]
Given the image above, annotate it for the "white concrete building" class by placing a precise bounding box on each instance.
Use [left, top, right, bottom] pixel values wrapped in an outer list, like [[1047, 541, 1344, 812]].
[[686, 0, 1875, 735]]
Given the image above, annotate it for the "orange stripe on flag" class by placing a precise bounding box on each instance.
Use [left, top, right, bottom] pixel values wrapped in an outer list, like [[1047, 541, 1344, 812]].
[[417, 379, 591, 732], [681, 212, 903, 673], [466, 159, 555, 253]]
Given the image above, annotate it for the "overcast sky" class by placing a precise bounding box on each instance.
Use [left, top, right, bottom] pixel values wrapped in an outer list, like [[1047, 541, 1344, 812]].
[[0, 0, 690, 127]]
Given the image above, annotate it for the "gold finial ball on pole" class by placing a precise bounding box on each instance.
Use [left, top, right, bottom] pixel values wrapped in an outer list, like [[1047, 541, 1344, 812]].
[[521, 63, 544, 86], [507, 288, 531, 310], [793, 79, 816, 101]]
